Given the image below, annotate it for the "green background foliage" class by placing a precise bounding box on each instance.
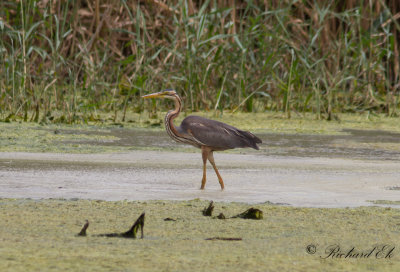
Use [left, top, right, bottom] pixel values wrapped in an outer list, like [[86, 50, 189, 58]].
[[1, 0, 399, 123]]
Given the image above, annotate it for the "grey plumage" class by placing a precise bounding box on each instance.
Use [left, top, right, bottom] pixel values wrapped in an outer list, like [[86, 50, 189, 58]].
[[179, 116, 262, 151]]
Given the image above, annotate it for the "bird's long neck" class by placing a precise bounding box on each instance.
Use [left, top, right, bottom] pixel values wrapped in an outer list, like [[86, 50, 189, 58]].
[[164, 95, 184, 141]]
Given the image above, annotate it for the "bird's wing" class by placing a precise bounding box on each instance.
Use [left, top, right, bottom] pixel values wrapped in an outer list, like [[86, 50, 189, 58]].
[[179, 116, 261, 150]]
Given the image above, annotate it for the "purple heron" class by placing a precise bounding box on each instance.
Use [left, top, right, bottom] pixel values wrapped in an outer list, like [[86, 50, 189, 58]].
[[142, 89, 262, 190]]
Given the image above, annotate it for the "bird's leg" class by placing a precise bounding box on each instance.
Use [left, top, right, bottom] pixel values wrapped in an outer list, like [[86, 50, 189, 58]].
[[200, 146, 209, 189], [207, 151, 225, 190]]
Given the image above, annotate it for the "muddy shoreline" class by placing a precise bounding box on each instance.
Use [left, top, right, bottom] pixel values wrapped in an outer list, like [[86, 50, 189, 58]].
[[1, 151, 399, 208]]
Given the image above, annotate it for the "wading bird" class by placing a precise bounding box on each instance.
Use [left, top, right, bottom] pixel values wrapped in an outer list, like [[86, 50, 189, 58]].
[[142, 89, 262, 190]]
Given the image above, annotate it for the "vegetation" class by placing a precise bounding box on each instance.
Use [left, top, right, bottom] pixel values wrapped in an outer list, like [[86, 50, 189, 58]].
[[1, 198, 400, 271], [1, 0, 399, 123]]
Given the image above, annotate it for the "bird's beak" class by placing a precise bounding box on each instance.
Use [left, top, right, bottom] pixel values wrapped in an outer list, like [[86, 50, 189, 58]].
[[142, 92, 164, 99]]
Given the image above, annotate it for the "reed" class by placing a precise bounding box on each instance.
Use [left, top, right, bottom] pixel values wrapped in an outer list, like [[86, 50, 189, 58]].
[[0, 0, 399, 123]]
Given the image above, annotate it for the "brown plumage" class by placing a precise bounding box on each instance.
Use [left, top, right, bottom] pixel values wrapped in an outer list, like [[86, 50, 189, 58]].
[[142, 89, 262, 190]]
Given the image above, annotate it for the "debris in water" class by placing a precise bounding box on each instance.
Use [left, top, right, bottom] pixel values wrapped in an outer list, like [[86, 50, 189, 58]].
[[77, 220, 89, 236], [205, 237, 242, 241], [232, 208, 263, 220], [202, 201, 214, 216], [98, 213, 145, 239], [77, 213, 145, 239], [216, 213, 226, 219]]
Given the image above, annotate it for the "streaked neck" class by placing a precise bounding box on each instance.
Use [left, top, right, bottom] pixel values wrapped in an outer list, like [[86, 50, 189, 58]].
[[165, 96, 182, 139]]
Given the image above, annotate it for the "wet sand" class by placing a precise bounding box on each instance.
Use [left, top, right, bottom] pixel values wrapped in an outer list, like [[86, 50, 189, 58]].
[[1, 150, 399, 207]]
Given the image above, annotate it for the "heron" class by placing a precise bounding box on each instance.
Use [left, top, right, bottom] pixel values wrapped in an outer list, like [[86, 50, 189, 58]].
[[142, 89, 262, 190]]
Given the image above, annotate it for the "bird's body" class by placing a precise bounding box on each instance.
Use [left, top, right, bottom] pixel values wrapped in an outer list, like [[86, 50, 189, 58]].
[[142, 89, 262, 190], [175, 115, 260, 151]]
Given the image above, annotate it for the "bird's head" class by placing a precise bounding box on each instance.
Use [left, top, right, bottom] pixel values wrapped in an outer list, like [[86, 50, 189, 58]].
[[142, 89, 177, 100]]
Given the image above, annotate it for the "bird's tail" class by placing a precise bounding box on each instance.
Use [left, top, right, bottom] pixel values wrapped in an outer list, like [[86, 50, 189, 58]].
[[240, 130, 262, 150]]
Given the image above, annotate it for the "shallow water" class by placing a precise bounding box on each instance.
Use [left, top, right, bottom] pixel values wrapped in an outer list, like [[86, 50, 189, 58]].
[[2, 126, 400, 207], [1, 147, 399, 207]]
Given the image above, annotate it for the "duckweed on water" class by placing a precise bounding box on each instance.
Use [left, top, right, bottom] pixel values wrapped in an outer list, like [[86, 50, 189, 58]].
[[1, 112, 400, 154], [0, 199, 400, 272], [0, 122, 122, 153]]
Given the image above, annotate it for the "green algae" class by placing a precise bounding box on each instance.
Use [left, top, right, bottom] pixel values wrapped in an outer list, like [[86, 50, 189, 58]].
[[140, 110, 400, 135], [1, 112, 400, 154], [0, 122, 122, 153], [369, 200, 400, 206], [0, 199, 400, 272]]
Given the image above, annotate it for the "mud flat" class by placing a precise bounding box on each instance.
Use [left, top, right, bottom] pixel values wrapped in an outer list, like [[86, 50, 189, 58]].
[[1, 150, 400, 207]]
